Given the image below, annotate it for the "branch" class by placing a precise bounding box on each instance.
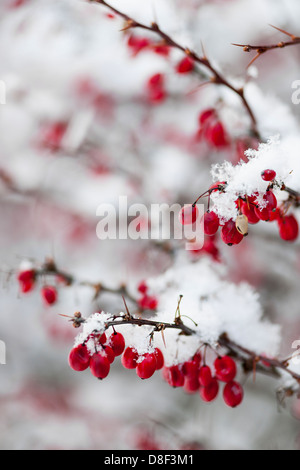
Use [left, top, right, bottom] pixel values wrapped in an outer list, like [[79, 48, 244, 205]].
[[69, 310, 300, 388], [233, 25, 300, 67], [88, 0, 260, 138]]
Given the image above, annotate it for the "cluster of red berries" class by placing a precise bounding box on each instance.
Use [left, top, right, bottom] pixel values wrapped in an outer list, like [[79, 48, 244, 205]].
[[69, 332, 243, 408], [68, 330, 164, 381], [180, 169, 299, 246], [17, 268, 58, 306], [196, 109, 230, 149], [162, 353, 243, 408], [127, 34, 170, 58], [137, 281, 158, 311]]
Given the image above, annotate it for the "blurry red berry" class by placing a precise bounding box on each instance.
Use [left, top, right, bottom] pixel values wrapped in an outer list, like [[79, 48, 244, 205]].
[[198, 109, 216, 126], [17, 269, 36, 293], [278, 214, 299, 242], [199, 378, 219, 402], [176, 56, 194, 74], [68, 344, 90, 372], [198, 365, 213, 387], [223, 381, 244, 407], [214, 356, 237, 383], [137, 281, 148, 294], [90, 352, 110, 379], [179, 204, 199, 225], [136, 353, 157, 379], [163, 365, 185, 387], [184, 376, 200, 394], [103, 345, 115, 364], [202, 211, 220, 235], [41, 286, 57, 305], [205, 121, 229, 148], [121, 347, 139, 369]]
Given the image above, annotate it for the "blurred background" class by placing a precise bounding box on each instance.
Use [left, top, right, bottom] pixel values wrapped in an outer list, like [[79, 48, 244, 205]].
[[0, 0, 300, 450]]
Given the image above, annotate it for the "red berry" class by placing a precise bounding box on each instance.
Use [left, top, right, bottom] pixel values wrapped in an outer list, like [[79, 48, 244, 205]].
[[223, 381, 244, 407], [179, 204, 199, 225], [214, 356, 237, 383], [198, 365, 213, 387], [137, 281, 148, 294], [199, 378, 219, 402], [17, 269, 36, 293], [264, 190, 277, 212], [138, 295, 158, 311], [202, 211, 219, 235], [205, 121, 229, 148], [121, 347, 139, 369], [221, 219, 244, 246], [261, 169, 276, 182], [278, 214, 299, 242], [136, 353, 157, 379], [102, 345, 115, 364], [254, 206, 271, 221], [90, 352, 110, 379], [153, 348, 164, 370], [240, 201, 260, 225], [41, 286, 57, 305], [184, 376, 200, 394], [99, 332, 107, 345], [163, 365, 185, 387], [127, 35, 151, 55], [147, 74, 166, 104], [68, 344, 90, 372], [108, 332, 125, 356], [176, 56, 194, 74], [198, 109, 216, 126], [182, 358, 200, 379]]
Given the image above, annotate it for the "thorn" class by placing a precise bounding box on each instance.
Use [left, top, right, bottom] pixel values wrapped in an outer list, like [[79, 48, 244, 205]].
[[269, 24, 296, 40]]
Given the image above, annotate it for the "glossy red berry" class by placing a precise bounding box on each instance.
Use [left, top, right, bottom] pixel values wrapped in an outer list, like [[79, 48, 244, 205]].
[[214, 356, 237, 383], [68, 344, 91, 372], [107, 332, 125, 356], [102, 345, 115, 364], [153, 348, 164, 370], [278, 214, 299, 242], [202, 211, 220, 235], [223, 381, 244, 407], [240, 201, 260, 225], [176, 56, 194, 74], [264, 190, 277, 212], [261, 169, 276, 182], [199, 378, 219, 402], [179, 204, 199, 225], [163, 365, 185, 387], [136, 353, 157, 379], [90, 352, 110, 379], [198, 365, 213, 387], [254, 206, 271, 221], [41, 286, 57, 305], [221, 219, 244, 246], [121, 347, 139, 369]]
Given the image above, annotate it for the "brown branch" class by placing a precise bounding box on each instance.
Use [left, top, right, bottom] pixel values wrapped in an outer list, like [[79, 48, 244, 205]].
[[88, 0, 260, 138], [233, 25, 300, 67]]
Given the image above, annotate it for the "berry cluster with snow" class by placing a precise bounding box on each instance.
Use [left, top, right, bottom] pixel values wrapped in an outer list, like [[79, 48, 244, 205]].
[[1, 0, 300, 451]]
